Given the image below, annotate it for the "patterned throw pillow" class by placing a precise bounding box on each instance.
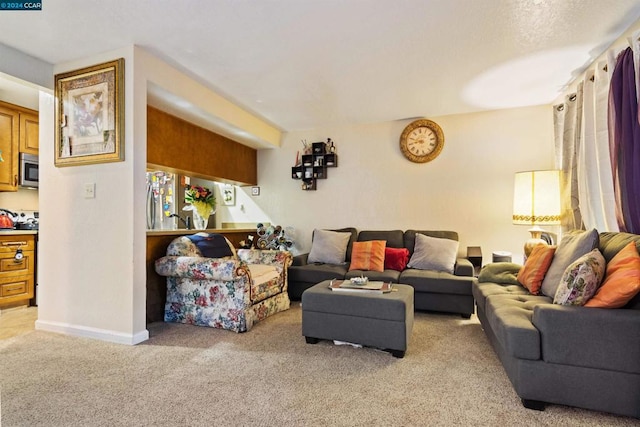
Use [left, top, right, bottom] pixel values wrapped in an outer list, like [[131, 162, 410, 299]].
[[517, 244, 556, 295], [384, 247, 410, 271], [541, 229, 599, 298], [585, 242, 640, 308], [349, 240, 387, 272], [553, 248, 606, 306]]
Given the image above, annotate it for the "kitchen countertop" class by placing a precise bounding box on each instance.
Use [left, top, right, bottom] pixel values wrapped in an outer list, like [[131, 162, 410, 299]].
[[146, 228, 253, 236], [0, 230, 38, 235]]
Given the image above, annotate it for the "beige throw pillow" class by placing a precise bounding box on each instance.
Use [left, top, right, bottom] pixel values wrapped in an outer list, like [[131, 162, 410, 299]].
[[307, 229, 351, 265], [407, 233, 459, 274]]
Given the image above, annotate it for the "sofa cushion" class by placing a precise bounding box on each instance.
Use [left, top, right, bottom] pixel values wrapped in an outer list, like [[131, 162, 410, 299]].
[[585, 242, 640, 308], [540, 229, 599, 298], [385, 247, 410, 271], [288, 263, 349, 285], [485, 294, 552, 360], [307, 229, 352, 265], [517, 245, 556, 295], [553, 248, 605, 306], [598, 231, 640, 262], [250, 275, 283, 304], [358, 230, 404, 248], [407, 233, 459, 274], [399, 269, 472, 296], [349, 240, 386, 272], [473, 281, 530, 314]]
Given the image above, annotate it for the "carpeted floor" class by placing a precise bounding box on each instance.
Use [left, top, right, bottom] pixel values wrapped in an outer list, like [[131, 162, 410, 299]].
[[0, 303, 637, 426]]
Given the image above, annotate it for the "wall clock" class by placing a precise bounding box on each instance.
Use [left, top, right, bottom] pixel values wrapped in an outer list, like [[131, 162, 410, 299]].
[[399, 119, 445, 163]]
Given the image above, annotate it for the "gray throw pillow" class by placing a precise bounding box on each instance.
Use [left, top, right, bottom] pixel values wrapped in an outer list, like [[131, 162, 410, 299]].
[[307, 229, 351, 265], [407, 233, 459, 274], [540, 228, 599, 298]]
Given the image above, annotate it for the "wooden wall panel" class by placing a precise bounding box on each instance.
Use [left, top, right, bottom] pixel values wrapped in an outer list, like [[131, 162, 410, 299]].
[[147, 106, 257, 185]]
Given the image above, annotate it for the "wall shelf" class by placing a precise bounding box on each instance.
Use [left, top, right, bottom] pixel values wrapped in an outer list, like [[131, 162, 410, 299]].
[[291, 140, 337, 191]]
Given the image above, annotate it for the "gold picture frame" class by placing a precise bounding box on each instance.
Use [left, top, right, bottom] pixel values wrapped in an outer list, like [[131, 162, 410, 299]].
[[54, 58, 124, 167]]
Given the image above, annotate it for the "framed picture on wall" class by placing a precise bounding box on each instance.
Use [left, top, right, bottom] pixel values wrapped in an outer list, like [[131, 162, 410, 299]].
[[222, 184, 235, 206], [54, 58, 124, 167]]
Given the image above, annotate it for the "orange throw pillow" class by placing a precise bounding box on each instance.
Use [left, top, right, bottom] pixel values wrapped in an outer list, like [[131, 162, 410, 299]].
[[349, 240, 386, 272], [517, 245, 556, 295], [585, 242, 640, 308]]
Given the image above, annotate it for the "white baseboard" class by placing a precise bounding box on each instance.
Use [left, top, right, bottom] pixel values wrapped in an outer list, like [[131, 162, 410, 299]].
[[35, 320, 149, 345]]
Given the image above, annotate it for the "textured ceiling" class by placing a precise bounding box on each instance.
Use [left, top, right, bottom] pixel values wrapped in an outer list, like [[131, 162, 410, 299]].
[[1, 0, 639, 132]]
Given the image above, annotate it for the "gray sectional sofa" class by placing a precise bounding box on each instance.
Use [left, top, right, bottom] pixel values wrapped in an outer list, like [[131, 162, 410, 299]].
[[473, 231, 640, 418], [289, 229, 476, 317]]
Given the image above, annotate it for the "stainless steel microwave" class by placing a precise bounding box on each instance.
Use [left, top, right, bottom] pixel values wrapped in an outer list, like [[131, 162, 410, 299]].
[[19, 153, 38, 188]]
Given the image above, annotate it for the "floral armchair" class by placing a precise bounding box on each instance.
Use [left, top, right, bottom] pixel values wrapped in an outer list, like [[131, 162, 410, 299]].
[[154, 235, 292, 333]]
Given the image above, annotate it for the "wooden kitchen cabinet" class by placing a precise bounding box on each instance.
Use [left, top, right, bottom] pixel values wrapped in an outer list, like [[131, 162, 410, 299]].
[[0, 234, 35, 308], [0, 100, 39, 192], [0, 102, 19, 191], [19, 110, 39, 155]]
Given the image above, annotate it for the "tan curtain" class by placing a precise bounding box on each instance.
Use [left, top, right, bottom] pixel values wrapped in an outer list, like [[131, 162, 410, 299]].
[[554, 86, 584, 232]]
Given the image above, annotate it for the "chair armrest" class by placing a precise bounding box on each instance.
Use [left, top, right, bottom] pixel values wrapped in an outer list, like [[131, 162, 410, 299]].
[[292, 253, 309, 266], [155, 256, 247, 281], [454, 258, 474, 276], [532, 304, 640, 374], [237, 249, 293, 272]]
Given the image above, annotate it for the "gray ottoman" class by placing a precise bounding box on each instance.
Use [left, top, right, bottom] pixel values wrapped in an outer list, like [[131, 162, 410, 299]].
[[301, 281, 414, 358]]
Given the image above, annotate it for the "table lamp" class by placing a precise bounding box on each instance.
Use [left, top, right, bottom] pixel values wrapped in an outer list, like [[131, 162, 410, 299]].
[[512, 170, 561, 257]]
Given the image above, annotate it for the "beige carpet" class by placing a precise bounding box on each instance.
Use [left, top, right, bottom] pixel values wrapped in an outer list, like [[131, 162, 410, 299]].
[[0, 303, 636, 426]]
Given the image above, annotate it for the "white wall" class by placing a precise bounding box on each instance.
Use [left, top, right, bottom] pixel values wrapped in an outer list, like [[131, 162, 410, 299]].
[[36, 46, 147, 344], [257, 105, 556, 264]]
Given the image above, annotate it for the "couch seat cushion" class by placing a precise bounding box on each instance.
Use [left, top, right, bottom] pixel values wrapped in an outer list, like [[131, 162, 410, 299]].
[[251, 276, 283, 304], [473, 281, 530, 314], [345, 269, 401, 283], [288, 263, 349, 284], [399, 269, 472, 295], [485, 294, 551, 360]]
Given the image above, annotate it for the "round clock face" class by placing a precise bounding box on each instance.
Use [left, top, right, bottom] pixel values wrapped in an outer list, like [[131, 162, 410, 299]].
[[399, 119, 444, 163]]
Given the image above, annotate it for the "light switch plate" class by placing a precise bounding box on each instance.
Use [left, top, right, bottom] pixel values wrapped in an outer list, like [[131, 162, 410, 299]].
[[84, 182, 96, 199]]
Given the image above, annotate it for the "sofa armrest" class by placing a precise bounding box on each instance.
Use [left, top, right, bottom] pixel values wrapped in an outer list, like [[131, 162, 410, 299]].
[[155, 256, 246, 281], [532, 304, 640, 374], [237, 249, 293, 272], [292, 253, 309, 266], [454, 258, 474, 276]]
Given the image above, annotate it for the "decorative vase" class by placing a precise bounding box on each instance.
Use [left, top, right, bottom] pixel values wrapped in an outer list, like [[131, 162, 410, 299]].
[[192, 210, 211, 230], [184, 202, 215, 230]]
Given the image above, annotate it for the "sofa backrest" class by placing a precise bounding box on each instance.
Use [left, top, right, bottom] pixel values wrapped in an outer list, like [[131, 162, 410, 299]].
[[598, 231, 640, 310], [404, 230, 459, 256], [598, 232, 640, 262], [357, 230, 404, 248]]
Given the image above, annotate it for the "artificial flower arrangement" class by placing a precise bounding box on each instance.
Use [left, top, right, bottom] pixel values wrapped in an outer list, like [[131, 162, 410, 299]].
[[184, 185, 216, 218]]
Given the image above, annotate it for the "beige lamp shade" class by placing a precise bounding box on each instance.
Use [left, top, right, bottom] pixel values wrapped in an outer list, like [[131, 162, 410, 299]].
[[513, 170, 561, 256]]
